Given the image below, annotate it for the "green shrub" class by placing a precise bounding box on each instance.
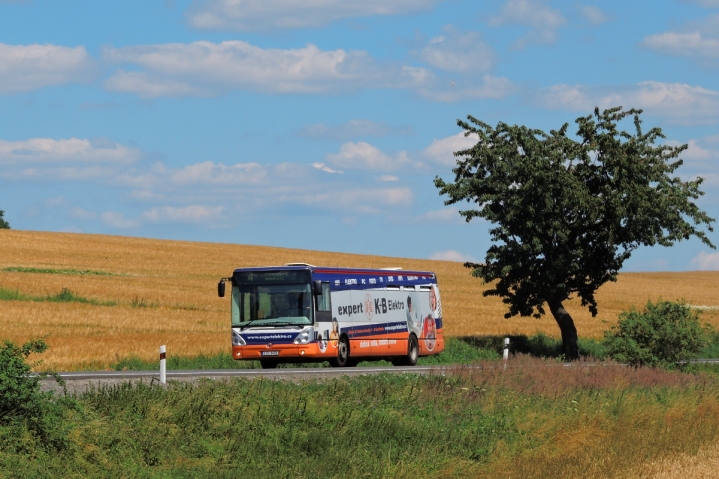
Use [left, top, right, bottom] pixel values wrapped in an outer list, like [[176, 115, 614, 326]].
[[603, 300, 709, 368], [0, 338, 68, 448]]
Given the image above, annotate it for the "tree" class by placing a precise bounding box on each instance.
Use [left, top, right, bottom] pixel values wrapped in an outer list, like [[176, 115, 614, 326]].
[[0, 209, 9, 229], [434, 107, 715, 359]]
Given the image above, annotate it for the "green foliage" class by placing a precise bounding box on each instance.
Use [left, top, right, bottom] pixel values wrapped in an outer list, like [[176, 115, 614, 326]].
[[1, 266, 118, 276], [0, 210, 9, 229], [702, 328, 719, 359], [0, 286, 116, 306], [0, 287, 27, 301], [0, 338, 67, 447], [603, 301, 710, 368], [434, 107, 715, 359]]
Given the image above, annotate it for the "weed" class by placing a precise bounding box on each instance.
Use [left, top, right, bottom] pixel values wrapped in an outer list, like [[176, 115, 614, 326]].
[[130, 296, 158, 308]]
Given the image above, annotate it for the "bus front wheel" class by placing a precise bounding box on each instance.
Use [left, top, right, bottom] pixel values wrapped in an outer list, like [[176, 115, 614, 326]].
[[330, 336, 354, 367], [259, 359, 279, 369]]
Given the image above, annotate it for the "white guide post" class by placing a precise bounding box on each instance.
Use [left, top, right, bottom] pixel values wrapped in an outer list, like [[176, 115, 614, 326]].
[[159, 345, 166, 384], [503, 337, 510, 361]]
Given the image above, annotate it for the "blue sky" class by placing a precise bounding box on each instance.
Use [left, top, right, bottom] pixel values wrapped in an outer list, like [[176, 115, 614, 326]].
[[1, 0, 718, 271]]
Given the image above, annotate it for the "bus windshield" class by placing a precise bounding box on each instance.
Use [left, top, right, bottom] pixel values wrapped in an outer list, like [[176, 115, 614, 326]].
[[236, 283, 312, 328]]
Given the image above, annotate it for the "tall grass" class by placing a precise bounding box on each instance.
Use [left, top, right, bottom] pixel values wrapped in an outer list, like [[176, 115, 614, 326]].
[[3, 359, 719, 478]]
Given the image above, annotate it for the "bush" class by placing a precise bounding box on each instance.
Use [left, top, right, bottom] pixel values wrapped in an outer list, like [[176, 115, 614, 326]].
[[604, 300, 709, 368], [0, 338, 67, 447]]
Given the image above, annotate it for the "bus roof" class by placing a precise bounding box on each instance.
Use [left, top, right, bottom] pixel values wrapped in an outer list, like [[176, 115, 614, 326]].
[[231, 265, 435, 277], [231, 265, 437, 289]]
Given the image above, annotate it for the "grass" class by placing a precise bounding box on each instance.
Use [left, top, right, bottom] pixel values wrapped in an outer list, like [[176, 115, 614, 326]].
[[109, 337, 501, 371], [103, 332, 719, 372], [1, 229, 718, 370], [4, 359, 719, 478]]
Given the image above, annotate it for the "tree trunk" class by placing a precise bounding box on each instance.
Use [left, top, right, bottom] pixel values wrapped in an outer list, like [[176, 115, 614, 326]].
[[547, 300, 579, 360]]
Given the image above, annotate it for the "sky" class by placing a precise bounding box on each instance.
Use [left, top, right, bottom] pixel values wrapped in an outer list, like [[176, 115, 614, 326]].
[[0, 0, 718, 271]]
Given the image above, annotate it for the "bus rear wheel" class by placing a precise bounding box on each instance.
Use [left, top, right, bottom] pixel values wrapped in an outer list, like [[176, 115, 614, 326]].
[[330, 336, 354, 367], [393, 335, 419, 366]]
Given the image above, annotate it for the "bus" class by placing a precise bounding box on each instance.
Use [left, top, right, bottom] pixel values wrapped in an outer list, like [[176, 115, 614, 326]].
[[217, 264, 444, 368]]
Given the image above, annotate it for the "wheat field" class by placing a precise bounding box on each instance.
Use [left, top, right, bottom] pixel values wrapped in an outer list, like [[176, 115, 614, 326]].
[[1, 229, 717, 370]]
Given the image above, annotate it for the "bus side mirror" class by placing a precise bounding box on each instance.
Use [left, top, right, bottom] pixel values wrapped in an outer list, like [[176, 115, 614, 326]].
[[312, 280, 323, 295], [218, 280, 226, 298]]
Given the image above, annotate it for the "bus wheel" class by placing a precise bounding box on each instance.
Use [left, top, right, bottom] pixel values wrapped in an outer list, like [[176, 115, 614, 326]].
[[259, 359, 279, 369], [330, 336, 353, 367], [394, 335, 419, 366]]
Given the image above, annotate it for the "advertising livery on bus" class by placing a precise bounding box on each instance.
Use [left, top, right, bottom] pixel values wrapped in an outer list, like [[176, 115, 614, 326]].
[[217, 264, 444, 368]]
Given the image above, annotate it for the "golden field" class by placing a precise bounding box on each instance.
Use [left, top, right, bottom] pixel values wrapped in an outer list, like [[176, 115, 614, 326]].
[[1, 229, 718, 370]]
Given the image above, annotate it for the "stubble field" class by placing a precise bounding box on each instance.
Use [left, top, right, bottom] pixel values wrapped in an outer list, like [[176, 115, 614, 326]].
[[1, 229, 717, 370]]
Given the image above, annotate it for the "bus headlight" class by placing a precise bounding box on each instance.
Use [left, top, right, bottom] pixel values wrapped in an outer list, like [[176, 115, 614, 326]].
[[232, 330, 246, 346], [293, 327, 313, 345]]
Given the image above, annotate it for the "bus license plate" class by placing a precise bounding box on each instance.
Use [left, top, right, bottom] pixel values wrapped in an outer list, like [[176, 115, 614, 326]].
[[261, 351, 279, 356]]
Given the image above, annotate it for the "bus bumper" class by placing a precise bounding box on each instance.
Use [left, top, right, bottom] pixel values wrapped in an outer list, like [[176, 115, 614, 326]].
[[232, 343, 333, 360]]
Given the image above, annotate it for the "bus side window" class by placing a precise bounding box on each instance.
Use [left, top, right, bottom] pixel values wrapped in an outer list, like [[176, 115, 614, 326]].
[[317, 282, 331, 312]]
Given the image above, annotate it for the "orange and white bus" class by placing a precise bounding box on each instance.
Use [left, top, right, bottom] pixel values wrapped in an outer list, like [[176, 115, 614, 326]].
[[218, 264, 444, 368]]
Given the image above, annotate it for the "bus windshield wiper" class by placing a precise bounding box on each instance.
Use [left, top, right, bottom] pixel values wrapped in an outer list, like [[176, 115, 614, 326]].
[[240, 320, 304, 329]]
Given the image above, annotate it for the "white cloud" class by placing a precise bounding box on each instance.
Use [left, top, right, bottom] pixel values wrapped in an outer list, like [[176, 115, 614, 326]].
[[579, 5, 611, 25], [416, 27, 495, 73], [422, 132, 477, 166], [420, 208, 463, 224], [666, 139, 716, 166], [0, 43, 94, 94], [489, 0, 566, 48], [70, 207, 97, 220], [103, 41, 429, 98], [142, 205, 224, 223], [642, 15, 719, 67], [44, 196, 70, 208], [186, 0, 445, 31], [129, 190, 166, 201], [430, 250, 476, 262], [299, 187, 413, 214], [325, 142, 414, 171], [0, 137, 141, 165], [100, 211, 139, 229], [312, 162, 343, 174], [298, 120, 414, 141], [378, 175, 399, 182], [691, 251, 719, 270], [169, 161, 267, 185], [417, 74, 516, 102], [538, 81, 719, 124], [680, 0, 719, 7]]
